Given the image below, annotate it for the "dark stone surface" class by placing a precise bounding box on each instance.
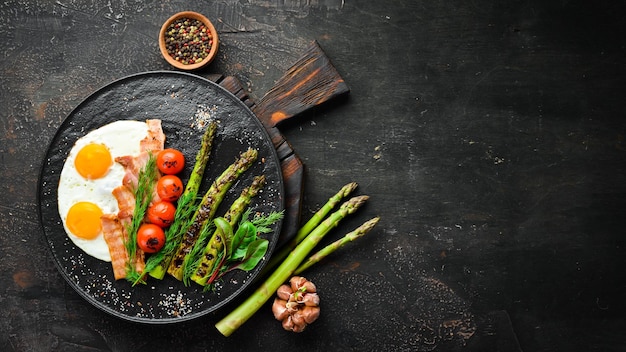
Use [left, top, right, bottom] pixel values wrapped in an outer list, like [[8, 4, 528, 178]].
[[1, 1, 625, 351]]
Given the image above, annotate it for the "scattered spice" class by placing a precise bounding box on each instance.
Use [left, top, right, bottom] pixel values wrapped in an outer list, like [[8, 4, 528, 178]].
[[164, 17, 213, 65], [272, 276, 320, 332]]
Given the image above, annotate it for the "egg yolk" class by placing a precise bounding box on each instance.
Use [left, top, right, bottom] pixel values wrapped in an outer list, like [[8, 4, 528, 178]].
[[74, 143, 112, 179], [66, 202, 104, 240]]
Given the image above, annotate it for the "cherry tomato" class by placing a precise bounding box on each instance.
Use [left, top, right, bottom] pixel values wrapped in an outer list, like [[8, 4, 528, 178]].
[[157, 175, 183, 202], [146, 201, 176, 228], [157, 148, 185, 175], [136, 223, 165, 253]]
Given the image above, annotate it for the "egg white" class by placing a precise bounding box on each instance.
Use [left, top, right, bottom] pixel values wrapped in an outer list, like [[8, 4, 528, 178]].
[[58, 120, 149, 262]]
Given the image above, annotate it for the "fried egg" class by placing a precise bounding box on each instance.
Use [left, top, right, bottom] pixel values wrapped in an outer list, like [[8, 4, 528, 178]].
[[58, 120, 149, 261]]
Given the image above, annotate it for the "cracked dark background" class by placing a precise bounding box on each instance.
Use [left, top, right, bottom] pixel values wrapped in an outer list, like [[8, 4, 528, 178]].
[[2, 1, 626, 351]]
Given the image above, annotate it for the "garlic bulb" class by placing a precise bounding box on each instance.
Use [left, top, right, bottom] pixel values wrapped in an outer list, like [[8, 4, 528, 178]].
[[272, 276, 320, 332]]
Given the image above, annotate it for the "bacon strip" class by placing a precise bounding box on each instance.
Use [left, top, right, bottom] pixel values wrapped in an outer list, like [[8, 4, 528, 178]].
[[133, 248, 146, 276], [111, 185, 135, 220], [115, 152, 150, 191], [101, 214, 131, 280], [140, 119, 166, 152], [101, 213, 146, 280]]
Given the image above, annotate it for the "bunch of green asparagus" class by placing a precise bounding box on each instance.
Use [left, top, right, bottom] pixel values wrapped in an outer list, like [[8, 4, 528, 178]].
[[215, 182, 380, 337]]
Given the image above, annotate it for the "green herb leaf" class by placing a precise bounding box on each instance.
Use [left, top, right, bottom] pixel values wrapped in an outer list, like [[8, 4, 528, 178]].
[[214, 217, 233, 237], [231, 221, 256, 260], [237, 239, 268, 272], [203, 210, 282, 287]]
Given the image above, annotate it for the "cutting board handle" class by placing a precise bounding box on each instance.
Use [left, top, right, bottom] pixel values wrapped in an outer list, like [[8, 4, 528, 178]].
[[253, 40, 350, 128]]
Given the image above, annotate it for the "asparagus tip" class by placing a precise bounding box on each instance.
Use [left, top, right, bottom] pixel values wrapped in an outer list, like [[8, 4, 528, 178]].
[[359, 216, 380, 232], [341, 195, 369, 214], [340, 182, 359, 196]]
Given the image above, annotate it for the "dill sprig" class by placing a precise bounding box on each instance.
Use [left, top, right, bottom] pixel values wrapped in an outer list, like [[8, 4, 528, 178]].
[[249, 210, 285, 234], [125, 153, 158, 285], [136, 191, 198, 285], [181, 219, 215, 286]]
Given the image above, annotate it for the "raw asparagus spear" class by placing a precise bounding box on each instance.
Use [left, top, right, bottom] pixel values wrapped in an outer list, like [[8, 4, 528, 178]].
[[215, 195, 369, 337], [189, 175, 266, 286], [166, 148, 259, 280], [142, 121, 217, 282], [261, 182, 358, 276], [294, 216, 380, 274]]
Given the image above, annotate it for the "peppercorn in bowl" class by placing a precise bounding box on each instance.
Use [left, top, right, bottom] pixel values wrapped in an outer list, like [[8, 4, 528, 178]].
[[159, 11, 219, 71]]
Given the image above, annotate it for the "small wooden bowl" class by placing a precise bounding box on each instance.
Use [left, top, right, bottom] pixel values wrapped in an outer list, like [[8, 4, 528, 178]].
[[159, 11, 219, 71]]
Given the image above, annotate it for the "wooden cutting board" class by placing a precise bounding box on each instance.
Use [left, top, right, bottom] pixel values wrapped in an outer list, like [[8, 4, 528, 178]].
[[206, 41, 349, 246]]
